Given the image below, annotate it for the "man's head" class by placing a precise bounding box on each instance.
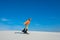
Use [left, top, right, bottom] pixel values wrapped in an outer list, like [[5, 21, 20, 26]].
[[28, 18, 32, 21]]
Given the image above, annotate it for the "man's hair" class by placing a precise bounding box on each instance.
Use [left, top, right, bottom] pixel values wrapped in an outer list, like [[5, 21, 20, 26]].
[[28, 18, 31, 21]]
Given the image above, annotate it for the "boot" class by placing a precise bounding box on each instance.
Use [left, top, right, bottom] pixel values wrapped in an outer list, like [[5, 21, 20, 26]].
[[24, 29, 28, 33], [22, 28, 25, 32]]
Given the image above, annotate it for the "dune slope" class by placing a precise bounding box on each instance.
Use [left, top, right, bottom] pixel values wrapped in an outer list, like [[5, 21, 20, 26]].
[[0, 31, 60, 40]]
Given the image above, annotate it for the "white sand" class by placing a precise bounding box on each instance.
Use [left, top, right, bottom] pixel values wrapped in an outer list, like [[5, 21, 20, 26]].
[[0, 31, 60, 40]]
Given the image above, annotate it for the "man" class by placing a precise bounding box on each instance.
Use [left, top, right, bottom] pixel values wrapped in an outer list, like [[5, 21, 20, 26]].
[[22, 18, 31, 33]]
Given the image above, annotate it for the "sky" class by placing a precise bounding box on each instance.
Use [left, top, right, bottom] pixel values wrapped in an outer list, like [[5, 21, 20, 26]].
[[0, 0, 60, 32]]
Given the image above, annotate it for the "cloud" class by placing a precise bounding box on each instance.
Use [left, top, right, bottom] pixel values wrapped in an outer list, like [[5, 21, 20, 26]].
[[1, 18, 9, 21], [49, 17, 57, 19]]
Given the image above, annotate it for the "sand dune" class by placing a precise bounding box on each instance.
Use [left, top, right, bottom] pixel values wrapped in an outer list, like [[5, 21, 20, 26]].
[[0, 31, 60, 40]]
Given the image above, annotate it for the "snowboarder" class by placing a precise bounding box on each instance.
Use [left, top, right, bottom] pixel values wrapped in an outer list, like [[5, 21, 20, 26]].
[[22, 18, 31, 33]]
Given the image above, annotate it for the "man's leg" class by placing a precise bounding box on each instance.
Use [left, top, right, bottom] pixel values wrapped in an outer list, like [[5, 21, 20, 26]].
[[24, 25, 28, 33], [22, 25, 28, 33]]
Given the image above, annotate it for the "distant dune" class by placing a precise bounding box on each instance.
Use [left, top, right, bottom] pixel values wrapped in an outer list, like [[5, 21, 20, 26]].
[[0, 31, 60, 40]]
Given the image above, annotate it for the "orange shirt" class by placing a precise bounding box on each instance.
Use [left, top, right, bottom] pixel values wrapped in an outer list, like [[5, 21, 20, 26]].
[[24, 20, 30, 25]]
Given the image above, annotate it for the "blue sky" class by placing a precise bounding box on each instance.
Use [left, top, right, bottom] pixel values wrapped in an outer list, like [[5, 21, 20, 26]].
[[0, 0, 60, 32]]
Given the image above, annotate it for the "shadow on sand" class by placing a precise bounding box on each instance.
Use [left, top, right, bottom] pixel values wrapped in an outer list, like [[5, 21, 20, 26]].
[[14, 32, 29, 35], [14, 32, 23, 34]]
